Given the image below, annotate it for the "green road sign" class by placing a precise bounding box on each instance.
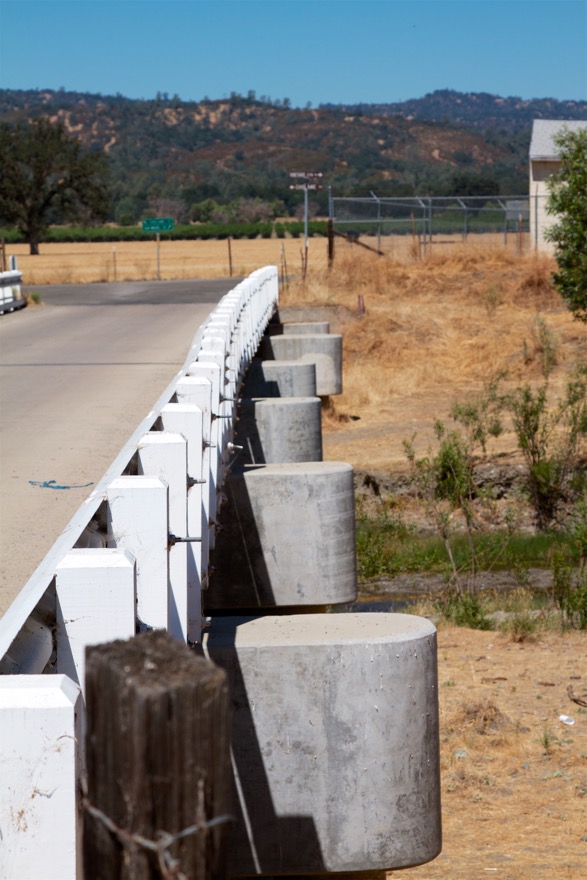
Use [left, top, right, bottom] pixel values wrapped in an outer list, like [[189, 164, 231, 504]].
[[142, 217, 174, 232]]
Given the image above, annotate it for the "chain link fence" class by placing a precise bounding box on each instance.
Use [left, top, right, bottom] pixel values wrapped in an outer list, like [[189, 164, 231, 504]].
[[328, 193, 550, 255]]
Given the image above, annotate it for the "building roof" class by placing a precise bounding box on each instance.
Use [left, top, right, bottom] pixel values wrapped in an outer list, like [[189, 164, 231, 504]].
[[530, 119, 587, 161]]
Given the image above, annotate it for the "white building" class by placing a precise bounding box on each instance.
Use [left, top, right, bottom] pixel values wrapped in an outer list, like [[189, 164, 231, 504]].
[[529, 119, 587, 251]]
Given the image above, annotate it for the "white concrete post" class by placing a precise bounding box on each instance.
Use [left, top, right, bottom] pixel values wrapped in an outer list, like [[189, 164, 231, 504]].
[[160, 403, 205, 641], [137, 432, 189, 641], [0, 676, 81, 880], [176, 376, 213, 577], [197, 348, 233, 473], [217, 298, 245, 374], [204, 321, 239, 411], [55, 548, 136, 694], [182, 366, 222, 549], [106, 476, 169, 631]]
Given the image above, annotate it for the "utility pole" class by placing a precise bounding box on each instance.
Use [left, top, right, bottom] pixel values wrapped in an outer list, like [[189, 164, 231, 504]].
[[288, 172, 323, 280]]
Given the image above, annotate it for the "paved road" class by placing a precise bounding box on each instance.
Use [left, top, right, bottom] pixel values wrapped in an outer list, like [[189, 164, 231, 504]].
[[34, 277, 243, 306], [0, 279, 236, 616]]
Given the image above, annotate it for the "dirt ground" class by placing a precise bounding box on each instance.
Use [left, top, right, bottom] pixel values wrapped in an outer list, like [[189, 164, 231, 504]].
[[387, 625, 587, 880]]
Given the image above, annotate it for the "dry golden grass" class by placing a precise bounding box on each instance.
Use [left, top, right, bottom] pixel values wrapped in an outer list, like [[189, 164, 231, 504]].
[[388, 625, 587, 880], [281, 238, 587, 471], [9, 237, 329, 285]]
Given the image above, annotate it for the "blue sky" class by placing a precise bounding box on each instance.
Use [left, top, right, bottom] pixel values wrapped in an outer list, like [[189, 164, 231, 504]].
[[1, 1, 586, 106]]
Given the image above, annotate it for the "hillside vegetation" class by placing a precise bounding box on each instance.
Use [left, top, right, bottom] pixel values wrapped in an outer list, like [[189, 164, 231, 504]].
[[2, 88, 584, 226]]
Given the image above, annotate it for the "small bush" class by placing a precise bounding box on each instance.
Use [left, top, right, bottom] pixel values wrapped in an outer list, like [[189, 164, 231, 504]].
[[506, 368, 587, 529], [500, 612, 540, 642], [434, 589, 494, 630]]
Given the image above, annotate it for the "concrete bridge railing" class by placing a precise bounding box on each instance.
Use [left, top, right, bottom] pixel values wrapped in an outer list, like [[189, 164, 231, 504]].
[[0, 266, 441, 879], [0, 266, 278, 877]]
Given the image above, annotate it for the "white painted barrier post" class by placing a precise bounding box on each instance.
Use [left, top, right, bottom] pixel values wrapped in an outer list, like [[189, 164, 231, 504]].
[[0, 269, 25, 314], [55, 549, 136, 694], [187, 362, 222, 548], [160, 403, 205, 641], [106, 476, 169, 631], [176, 375, 214, 573], [137, 432, 189, 641], [0, 676, 81, 880]]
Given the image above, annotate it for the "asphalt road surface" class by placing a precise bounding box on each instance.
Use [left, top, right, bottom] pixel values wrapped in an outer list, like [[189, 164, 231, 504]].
[[0, 278, 237, 617], [34, 277, 243, 306]]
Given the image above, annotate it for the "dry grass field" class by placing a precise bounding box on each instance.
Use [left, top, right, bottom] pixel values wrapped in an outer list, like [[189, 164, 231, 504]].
[[9, 236, 331, 285], [10, 234, 587, 878], [281, 237, 587, 473]]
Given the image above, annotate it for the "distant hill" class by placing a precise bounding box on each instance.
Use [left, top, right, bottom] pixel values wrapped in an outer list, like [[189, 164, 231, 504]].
[[321, 89, 587, 133], [1, 88, 584, 224]]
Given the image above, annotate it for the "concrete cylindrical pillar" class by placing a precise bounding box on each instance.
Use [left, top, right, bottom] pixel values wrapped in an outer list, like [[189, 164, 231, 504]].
[[206, 462, 356, 610], [205, 612, 441, 877], [242, 358, 317, 399], [235, 397, 322, 465], [259, 334, 343, 396], [267, 321, 331, 336]]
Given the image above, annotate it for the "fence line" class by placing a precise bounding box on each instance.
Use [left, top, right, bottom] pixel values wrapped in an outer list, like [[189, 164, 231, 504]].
[[328, 192, 549, 253]]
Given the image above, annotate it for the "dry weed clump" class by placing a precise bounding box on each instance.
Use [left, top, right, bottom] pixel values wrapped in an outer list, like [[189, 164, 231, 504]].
[[516, 253, 564, 309], [447, 697, 511, 736]]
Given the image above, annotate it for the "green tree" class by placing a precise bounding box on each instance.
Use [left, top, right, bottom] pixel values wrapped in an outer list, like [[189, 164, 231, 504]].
[[545, 126, 587, 322], [0, 119, 110, 254]]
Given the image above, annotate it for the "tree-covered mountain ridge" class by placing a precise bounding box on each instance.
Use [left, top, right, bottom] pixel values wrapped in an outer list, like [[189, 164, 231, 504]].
[[1, 88, 585, 224], [321, 88, 587, 132]]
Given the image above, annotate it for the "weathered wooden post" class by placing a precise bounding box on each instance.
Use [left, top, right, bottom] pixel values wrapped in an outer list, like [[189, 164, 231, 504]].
[[83, 630, 233, 880], [327, 217, 335, 268]]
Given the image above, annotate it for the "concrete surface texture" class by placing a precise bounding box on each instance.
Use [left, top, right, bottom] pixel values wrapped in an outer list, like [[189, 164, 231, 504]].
[[205, 612, 442, 876], [242, 358, 318, 398], [282, 321, 330, 335], [234, 397, 323, 465], [268, 320, 331, 336], [0, 675, 80, 877], [205, 461, 357, 610], [259, 333, 343, 396]]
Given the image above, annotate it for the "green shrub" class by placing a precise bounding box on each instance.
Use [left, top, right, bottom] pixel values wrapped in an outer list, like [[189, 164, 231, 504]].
[[434, 589, 494, 630], [506, 368, 587, 529]]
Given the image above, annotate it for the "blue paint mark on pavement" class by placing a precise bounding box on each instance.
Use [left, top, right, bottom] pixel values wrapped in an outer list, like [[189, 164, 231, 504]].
[[29, 479, 94, 491]]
